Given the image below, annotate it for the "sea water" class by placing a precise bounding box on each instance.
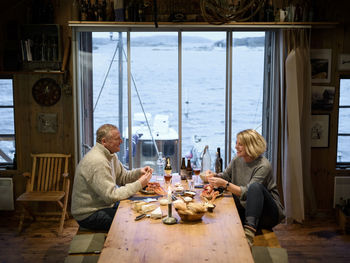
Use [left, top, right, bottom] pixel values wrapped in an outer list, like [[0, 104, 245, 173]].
[[91, 35, 266, 165]]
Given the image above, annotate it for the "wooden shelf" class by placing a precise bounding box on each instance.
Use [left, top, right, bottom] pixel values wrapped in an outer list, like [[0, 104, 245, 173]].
[[0, 71, 64, 75], [69, 21, 339, 30]]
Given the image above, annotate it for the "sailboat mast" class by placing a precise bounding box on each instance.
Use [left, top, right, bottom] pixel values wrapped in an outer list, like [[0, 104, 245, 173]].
[[118, 32, 124, 158]]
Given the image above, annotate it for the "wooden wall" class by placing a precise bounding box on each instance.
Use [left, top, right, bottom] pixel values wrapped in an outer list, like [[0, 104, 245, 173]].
[[0, 0, 349, 212], [309, 0, 350, 210], [0, 0, 75, 201]]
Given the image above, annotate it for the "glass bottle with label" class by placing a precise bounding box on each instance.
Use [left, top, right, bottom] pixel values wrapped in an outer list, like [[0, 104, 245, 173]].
[[215, 147, 223, 174], [156, 152, 165, 181], [180, 157, 187, 180]]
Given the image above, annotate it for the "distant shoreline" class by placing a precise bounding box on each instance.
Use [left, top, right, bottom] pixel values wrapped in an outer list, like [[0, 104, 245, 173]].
[[93, 36, 265, 48]]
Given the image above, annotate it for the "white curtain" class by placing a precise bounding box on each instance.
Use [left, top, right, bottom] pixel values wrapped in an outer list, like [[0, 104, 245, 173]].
[[273, 29, 317, 223]]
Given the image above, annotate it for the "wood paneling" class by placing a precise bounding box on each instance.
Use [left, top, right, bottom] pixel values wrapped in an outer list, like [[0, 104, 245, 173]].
[[12, 73, 74, 208], [309, 0, 350, 209]]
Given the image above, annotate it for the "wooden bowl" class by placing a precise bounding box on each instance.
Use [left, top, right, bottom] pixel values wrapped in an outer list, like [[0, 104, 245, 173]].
[[175, 209, 205, 222]]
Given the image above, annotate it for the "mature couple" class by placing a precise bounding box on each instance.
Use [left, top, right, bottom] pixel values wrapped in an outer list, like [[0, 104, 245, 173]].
[[71, 124, 284, 247]]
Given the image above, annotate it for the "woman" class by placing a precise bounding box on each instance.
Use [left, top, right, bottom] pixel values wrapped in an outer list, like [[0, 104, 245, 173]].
[[207, 129, 285, 247]]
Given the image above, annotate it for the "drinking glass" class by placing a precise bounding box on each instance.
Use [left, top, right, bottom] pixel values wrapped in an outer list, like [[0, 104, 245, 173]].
[[164, 173, 172, 190], [193, 168, 201, 175], [187, 176, 194, 190]]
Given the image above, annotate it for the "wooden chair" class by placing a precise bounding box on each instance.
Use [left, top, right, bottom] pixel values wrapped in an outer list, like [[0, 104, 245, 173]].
[[17, 153, 71, 235]]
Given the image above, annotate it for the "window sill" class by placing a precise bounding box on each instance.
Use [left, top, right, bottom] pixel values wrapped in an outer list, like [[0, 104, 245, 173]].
[[0, 169, 18, 176]]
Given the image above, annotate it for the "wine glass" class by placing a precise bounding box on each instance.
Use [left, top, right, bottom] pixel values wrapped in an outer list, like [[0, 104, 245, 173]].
[[164, 173, 172, 190]]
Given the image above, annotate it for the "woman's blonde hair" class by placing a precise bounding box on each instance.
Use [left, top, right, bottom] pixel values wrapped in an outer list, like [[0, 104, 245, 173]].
[[96, 124, 118, 143], [237, 129, 266, 159]]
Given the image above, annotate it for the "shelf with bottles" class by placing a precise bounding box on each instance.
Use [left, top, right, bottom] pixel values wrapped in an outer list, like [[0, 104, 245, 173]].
[[20, 24, 62, 71]]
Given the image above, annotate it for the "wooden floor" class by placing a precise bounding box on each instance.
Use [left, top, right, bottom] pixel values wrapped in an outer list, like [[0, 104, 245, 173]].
[[0, 210, 349, 263]]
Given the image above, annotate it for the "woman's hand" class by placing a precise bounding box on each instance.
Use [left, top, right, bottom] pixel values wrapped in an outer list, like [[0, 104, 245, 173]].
[[204, 170, 215, 182], [205, 170, 215, 178], [208, 176, 227, 189]]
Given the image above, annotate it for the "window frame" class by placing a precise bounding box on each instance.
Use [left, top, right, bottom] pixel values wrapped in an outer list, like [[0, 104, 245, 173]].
[[71, 25, 275, 173], [336, 74, 350, 170], [0, 74, 16, 169]]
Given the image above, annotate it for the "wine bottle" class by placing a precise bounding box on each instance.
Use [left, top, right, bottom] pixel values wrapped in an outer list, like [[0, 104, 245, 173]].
[[80, 0, 88, 21], [186, 159, 193, 179], [202, 145, 211, 172], [180, 157, 187, 180], [164, 157, 172, 175], [215, 147, 223, 173]]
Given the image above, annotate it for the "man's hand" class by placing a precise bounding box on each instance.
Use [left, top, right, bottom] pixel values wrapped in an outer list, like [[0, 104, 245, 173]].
[[140, 166, 153, 175], [138, 171, 152, 188]]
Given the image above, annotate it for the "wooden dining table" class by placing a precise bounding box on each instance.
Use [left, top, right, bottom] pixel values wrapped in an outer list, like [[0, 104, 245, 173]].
[[98, 174, 254, 263]]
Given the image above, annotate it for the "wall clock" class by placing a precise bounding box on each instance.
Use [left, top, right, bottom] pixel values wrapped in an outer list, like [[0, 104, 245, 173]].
[[32, 78, 61, 106]]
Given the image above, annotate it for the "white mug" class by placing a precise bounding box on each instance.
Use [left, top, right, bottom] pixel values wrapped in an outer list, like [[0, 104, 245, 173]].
[[280, 9, 287, 22]]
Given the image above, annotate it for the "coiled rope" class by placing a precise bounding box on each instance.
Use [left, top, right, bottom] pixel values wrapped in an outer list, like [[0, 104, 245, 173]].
[[200, 0, 266, 24]]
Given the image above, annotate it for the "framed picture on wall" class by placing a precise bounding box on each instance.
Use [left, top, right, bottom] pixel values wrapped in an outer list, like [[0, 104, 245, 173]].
[[311, 49, 332, 83], [311, 114, 330, 148], [338, 54, 350, 71], [311, 86, 335, 110]]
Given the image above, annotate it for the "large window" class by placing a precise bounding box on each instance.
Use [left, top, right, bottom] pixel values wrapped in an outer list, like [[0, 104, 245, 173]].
[[182, 32, 226, 169], [74, 28, 269, 173], [337, 76, 350, 169], [0, 76, 16, 169]]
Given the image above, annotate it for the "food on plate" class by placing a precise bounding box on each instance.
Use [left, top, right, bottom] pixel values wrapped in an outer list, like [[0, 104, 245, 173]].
[[204, 202, 216, 212], [183, 191, 196, 198], [174, 186, 184, 193], [159, 198, 169, 206], [132, 201, 147, 212], [183, 196, 193, 203], [150, 207, 163, 219], [141, 203, 158, 213], [200, 184, 221, 201], [144, 182, 166, 195]]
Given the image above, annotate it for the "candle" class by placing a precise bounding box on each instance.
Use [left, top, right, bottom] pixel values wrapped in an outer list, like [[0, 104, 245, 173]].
[[167, 187, 172, 204]]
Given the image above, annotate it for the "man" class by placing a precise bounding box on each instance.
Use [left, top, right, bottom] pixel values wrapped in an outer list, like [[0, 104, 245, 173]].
[[71, 124, 153, 231]]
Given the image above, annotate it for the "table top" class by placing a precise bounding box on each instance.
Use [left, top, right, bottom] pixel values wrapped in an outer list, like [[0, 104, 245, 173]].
[[98, 175, 254, 263]]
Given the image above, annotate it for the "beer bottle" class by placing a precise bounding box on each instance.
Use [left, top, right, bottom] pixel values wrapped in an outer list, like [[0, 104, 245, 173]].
[[164, 157, 172, 175], [186, 159, 193, 179], [180, 157, 187, 180]]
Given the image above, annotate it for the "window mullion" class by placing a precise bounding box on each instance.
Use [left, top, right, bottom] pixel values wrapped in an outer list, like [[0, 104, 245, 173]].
[[178, 30, 182, 173]]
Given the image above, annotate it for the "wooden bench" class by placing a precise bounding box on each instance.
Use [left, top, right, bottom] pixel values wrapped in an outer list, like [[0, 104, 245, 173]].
[[252, 229, 288, 263], [254, 229, 281, 248], [64, 227, 108, 263], [76, 226, 108, 235]]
